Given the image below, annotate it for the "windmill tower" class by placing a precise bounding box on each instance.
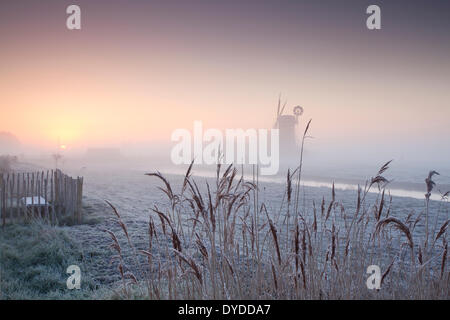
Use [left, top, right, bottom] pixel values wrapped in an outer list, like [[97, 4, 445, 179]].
[[274, 100, 304, 165]]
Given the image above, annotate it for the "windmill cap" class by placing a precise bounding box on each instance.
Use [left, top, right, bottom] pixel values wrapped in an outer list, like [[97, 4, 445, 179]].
[[293, 105, 304, 115]]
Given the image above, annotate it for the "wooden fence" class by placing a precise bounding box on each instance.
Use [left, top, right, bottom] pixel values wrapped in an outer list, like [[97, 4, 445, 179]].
[[0, 169, 83, 226]]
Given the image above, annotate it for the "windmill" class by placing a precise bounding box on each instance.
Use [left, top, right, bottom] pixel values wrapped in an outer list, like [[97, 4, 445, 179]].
[[273, 97, 304, 165]]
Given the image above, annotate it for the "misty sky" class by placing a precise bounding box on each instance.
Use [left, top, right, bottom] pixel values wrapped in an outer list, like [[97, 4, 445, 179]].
[[1, 0, 449, 167]]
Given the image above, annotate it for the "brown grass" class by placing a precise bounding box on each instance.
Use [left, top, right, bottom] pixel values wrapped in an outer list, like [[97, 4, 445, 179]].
[[104, 123, 449, 300]]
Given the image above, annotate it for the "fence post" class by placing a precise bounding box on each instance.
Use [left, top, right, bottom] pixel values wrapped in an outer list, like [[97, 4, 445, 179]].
[[54, 170, 59, 218], [77, 177, 83, 224], [11, 173, 15, 222], [16, 174, 20, 223], [1, 173, 5, 227], [6, 173, 10, 225]]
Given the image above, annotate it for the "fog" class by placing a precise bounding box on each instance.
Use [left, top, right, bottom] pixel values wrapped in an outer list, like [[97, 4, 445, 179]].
[[1, 0, 449, 188]]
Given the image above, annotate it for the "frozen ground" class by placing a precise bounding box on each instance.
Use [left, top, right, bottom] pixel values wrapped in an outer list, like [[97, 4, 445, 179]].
[[58, 166, 449, 288]]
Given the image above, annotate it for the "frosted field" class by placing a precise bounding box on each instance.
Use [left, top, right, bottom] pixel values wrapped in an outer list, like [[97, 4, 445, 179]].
[[60, 165, 449, 288], [76, 166, 449, 225]]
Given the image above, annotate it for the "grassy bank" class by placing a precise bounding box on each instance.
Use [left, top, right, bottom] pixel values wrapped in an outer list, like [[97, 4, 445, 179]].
[[0, 222, 105, 299]]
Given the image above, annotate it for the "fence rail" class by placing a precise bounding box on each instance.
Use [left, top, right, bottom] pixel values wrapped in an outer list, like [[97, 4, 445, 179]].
[[0, 169, 83, 226]]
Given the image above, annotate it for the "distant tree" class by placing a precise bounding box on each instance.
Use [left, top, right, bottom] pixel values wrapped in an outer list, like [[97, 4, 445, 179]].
[[52, 153, 63, 169], [0, 155, 18, 174], [0, 132, 21, 153]]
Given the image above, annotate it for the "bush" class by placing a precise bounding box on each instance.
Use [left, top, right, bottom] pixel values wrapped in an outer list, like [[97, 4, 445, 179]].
[[0, 155, 18, 174]]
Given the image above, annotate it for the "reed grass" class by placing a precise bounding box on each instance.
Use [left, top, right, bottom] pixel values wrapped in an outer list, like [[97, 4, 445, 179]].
[[105, 123, 449, 300]]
